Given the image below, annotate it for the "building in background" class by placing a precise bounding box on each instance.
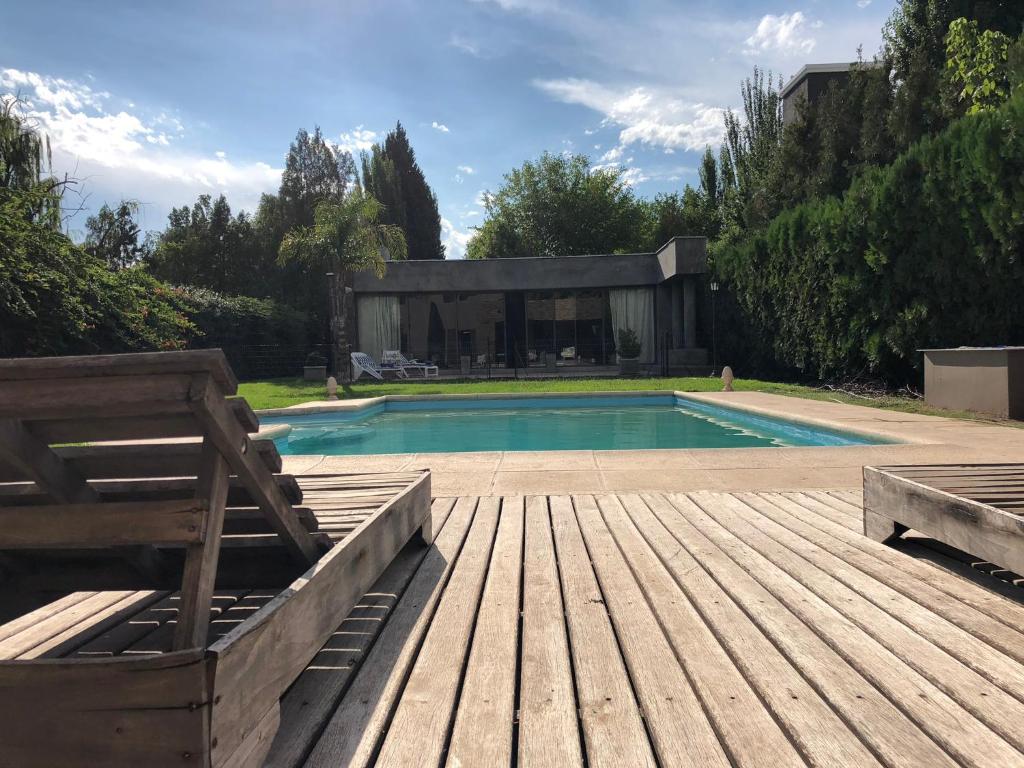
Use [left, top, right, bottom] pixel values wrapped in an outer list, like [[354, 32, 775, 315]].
[[351, 237, 710, 375]]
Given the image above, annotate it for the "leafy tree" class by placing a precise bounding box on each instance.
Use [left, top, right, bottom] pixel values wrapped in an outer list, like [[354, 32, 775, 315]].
[[467, 152, 646, 259], [361, 122, 444, 260], [945, 17, 1021, 113], [278, 126, 356, 230], [148, 194, 269, 296], [0, 96, 60, 227], [84, 200, 149, 270], [721, 67, 784, 229], [279, 189, 407, 379]]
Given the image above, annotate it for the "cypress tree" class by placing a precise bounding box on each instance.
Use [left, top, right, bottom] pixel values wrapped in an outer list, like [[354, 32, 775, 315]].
[[362, 122, 444, 259]]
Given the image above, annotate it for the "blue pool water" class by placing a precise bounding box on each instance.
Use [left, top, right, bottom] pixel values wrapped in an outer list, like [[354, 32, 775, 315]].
[[263, 395, 886, 455]]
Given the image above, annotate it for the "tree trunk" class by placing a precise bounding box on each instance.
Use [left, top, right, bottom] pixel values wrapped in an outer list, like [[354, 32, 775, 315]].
[[328, 269, 353, 383]]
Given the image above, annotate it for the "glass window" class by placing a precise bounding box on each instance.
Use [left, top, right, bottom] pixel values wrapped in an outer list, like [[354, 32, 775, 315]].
[[526, 292, 555, 365]]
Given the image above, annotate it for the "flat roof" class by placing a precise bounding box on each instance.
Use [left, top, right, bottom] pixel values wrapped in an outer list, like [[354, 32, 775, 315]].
[[353, 236, 707, 294], [781, 62, 861, 98]]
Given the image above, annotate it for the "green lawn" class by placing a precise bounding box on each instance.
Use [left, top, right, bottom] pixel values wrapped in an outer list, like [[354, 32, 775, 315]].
[[237, 375, 1015, 425]]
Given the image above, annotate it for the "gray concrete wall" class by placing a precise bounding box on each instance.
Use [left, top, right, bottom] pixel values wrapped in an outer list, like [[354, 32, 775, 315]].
[[923, 348, 1024, 419]]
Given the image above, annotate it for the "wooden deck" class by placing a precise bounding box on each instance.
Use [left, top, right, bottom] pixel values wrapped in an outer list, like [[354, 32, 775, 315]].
[[272, 490, 1024, 768], [7, 488, 1024, 766]]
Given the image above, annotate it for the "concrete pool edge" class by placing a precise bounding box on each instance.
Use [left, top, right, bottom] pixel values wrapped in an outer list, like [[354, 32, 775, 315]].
[[254, 389, 909, 446]]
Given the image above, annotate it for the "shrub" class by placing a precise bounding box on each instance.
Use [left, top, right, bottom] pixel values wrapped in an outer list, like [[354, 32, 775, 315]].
[[716, 87, 1024, 383], [617, 328, 642, 359]]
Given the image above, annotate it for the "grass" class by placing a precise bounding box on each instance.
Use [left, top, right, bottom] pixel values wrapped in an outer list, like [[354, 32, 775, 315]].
[[237, 375, 1016, 425]]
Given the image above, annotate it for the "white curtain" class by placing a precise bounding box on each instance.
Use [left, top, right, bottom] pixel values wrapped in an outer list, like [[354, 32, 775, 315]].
[[609, 288, 655, 363], [356, 295, 400, 360]]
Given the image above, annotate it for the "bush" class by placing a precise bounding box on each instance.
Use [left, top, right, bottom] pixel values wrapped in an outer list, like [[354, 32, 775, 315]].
[[716, 87, 1024, 383], [175, 286, 315, 379], [617, 328, 642, 359], [1, 186, 194, 357]]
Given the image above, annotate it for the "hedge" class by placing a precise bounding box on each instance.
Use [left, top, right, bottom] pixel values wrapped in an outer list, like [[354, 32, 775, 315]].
[[716, 88, 1024, 383]]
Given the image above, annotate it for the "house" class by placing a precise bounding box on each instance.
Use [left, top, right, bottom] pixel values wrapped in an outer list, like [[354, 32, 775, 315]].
[[351, 237, 710, 374], [781, 62, 861, 125]]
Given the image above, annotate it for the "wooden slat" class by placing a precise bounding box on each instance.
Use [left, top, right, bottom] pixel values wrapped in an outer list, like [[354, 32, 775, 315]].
[[621, 494, 881, 767], [188, 373, 318, 566], [767, 492, 1024, 653], [373, 497, 500, 766], [0, 418, 98, 503], [25, 398, 258, 444], [0, 592, 99, 644], [642, 492, 959, 766], [447, 497, 525, 767], [516, 495, 584, 767], [207, 471, 431, 765], [267, 499, 457, 768], [864, 466, 1024, 575], [0, 374, 196, 421], [173, 439, 231, 650], [705, 493, 1024, 749], [0, 650, 212, 767], [573, 494, 732, 766], [549, 495, 657, 768], [677, 492, 1021, 768], [304, 496, 477, 767], [0, 499, 206, 548], [0, 349, 237, 391], [71, 592, 181, 657], [0, 440, 282, 484], [595, 494, 806, 768]]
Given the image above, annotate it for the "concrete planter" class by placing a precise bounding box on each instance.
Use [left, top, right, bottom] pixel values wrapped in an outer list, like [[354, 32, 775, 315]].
[[619, 357, 639, 376], [303, 365, 327, 382]]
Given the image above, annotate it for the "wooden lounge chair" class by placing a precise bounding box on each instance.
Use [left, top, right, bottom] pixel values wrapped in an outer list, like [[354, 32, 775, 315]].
[[863, 464, 1024, 574], [0, 350, 431, 767]]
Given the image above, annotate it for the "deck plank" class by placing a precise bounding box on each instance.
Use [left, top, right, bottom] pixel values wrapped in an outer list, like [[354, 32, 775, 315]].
[[621, 493, 882, 767], [517, 496, 584, 768], [641, 492, 958, 767], [549, 495, 657, 768], [776, 491, 1024, 635], [573, 495, 732, 767], [266, 497, 456, 768], [679, 491, 1023, 767], [302, 497, 478, 768], [595, 494, 808, 768], [373, 497, 499, 766], [446, 497, 525, 767]]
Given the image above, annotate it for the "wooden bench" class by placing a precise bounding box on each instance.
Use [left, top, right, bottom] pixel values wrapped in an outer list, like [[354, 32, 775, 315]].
[[0, 350, 432, 767], [863, 464, 1024, 575]]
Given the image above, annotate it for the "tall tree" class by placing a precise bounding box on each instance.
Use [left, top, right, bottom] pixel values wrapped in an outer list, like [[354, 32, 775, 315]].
[[722, 67, 785, 229], [361, 122, 444, 260], [466, 152, 645, 259], [148, 194, 269, 295], [0, 96, 60, 227], [278, 126, 356, 230], [278, 189, 407, 380], [84, 201, 148, 270]]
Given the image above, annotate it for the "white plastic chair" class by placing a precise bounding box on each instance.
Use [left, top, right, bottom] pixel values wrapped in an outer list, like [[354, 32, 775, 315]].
[[351, 352, 407, 381], [382, 350, 439, 378]]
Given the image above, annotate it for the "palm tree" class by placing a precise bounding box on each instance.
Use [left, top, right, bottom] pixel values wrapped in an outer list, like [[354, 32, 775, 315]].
[[279, 189, 406, 382]]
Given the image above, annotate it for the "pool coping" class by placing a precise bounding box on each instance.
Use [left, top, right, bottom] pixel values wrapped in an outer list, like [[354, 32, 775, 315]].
[[254, 390, 914, 446]]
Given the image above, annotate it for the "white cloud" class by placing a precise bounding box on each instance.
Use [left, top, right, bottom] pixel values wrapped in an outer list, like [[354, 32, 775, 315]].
[[1, 68, 281, 227], [535, 78, 724, 154], [744, 12, 819, 57], [449, 33, 481, 56], [336, 126, 378, 154], [441, 217, 472, 259], [431, 121, 450, 133], [457, 164, 475, 174], [857, 0, 871, 7], [619, 167, 649, 186]]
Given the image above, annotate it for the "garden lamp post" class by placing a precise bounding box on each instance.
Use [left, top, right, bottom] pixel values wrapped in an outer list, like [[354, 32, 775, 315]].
[[710, 280, 719, 376]]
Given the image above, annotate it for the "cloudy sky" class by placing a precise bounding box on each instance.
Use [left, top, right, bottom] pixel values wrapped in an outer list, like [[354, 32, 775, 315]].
[[3, 0, 893, 257]]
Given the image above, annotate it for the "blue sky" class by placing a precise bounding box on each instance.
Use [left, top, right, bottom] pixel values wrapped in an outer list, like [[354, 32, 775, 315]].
[[3, 0, 893, 257]]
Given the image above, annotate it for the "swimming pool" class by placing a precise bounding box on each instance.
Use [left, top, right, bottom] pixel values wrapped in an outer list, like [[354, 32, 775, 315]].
[[262, 394, 888, 455]]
